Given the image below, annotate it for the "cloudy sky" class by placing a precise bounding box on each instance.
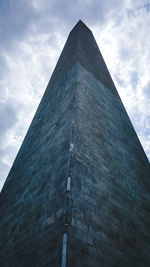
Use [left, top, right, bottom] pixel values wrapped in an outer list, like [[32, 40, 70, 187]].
[[0, 0, 150, 190]]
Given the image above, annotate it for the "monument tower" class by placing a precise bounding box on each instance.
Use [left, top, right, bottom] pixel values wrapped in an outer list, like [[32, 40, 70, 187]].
[[0, 20, 150, 267]]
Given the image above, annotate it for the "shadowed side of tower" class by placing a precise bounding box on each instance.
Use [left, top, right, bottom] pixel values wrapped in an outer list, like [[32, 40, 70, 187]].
[[0, 21, 150, 267]]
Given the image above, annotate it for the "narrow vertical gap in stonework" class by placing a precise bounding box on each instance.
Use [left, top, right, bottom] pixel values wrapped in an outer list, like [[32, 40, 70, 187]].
[[61, 233, 67, 267], [69, 143, 74, 152], [63, 72, 78, 266], [67, 177, 71, 191]]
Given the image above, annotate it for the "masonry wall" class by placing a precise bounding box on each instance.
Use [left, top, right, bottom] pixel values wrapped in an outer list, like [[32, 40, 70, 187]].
[[67, 63, 150, 267]]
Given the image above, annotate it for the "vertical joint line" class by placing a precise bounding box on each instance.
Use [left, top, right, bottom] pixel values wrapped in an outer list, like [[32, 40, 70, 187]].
[[61, 233, 67, 267], [67, 177, 71, 191], [69, 143, 74, 153], [67, 143, 74, 184]]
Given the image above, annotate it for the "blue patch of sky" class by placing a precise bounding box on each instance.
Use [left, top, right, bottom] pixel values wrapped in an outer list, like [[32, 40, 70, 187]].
[[143, 2, 150, 12], [142, 124, 150, 136], [130, 71, 138, 89], [114, 74, 125, 87], [143, 82, 150, 97]]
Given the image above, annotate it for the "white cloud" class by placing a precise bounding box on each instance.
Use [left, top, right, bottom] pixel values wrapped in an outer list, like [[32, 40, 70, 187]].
[[93, 0, 150, 161]]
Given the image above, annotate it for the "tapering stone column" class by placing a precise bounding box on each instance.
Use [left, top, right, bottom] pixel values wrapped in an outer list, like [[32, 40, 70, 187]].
[[0, 20, 150, 267]]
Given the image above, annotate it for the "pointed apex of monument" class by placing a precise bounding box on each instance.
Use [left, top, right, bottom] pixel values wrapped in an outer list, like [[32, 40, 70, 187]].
[[78, 19, 84, 23], [49, 18, 119, 97], [76, 19, 88, 27], [70, 20, 91, 34]]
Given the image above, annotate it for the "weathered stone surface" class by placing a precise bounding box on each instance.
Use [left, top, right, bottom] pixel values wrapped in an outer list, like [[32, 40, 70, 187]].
[[0, 20, 150, 266]]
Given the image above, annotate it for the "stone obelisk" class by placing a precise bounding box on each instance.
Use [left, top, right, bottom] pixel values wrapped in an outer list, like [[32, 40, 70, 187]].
[[0, 20, 150, 267]]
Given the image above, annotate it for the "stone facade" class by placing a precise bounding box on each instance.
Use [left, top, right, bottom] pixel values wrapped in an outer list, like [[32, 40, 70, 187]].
[[0, 20, 150, 267]]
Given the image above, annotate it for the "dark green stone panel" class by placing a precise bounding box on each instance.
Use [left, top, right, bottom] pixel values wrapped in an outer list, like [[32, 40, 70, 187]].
[[68, 63, 150, 267]]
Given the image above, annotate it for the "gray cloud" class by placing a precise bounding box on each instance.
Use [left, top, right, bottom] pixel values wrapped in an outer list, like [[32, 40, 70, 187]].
[[0, 0, 35, 48], [0, 55, 10, 78], [0, 0, 125, 49]]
